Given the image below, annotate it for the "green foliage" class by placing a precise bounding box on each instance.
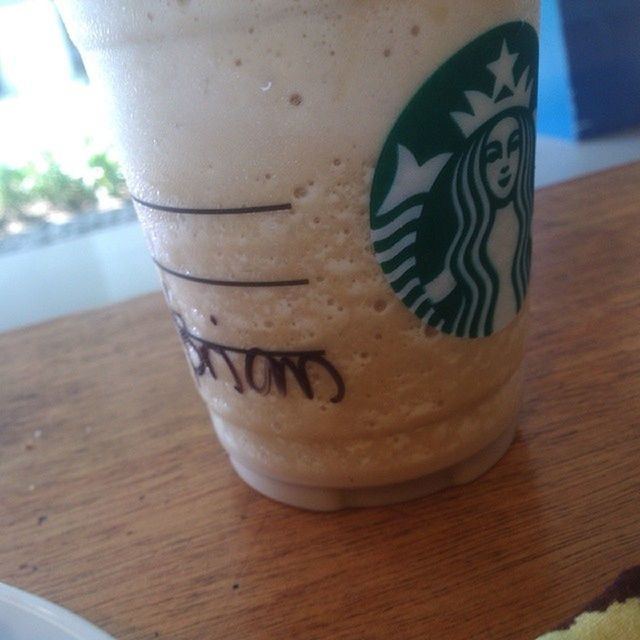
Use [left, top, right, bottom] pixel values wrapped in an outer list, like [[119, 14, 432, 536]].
[[0, 149, 128, 234], [32, 153, 97, 212], [0, 165, 33, 215], [88, 151, 127, 198]]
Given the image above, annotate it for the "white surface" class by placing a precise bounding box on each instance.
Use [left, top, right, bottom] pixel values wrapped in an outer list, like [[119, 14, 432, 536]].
[[0, 582, 114, 640], [0, 221, 157, 333], [1, 130, 640, 334]]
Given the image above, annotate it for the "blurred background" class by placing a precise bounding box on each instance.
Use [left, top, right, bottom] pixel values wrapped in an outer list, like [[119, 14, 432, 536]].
[[1, 0, 640, 333]]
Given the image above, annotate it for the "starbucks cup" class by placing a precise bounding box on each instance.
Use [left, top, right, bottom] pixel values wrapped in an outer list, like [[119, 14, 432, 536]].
[[57, 0, 540, 510]]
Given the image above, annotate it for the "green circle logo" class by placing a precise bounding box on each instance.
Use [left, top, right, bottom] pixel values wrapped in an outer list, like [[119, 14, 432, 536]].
[[370, 22, 539, 339]]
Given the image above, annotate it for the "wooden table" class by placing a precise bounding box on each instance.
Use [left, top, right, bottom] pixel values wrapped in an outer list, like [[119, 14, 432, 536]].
[[1, 163, 639, 640]]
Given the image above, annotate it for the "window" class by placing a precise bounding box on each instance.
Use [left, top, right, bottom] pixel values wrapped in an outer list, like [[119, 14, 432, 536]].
[[0, 0, 129, 249]]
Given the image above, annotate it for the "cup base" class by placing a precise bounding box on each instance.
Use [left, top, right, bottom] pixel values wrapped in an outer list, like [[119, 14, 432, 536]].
[[229, 421, 516, 511]]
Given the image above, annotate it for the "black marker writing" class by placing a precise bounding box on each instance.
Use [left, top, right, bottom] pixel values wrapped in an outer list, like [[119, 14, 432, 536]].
[[172, 312, 345, 404]]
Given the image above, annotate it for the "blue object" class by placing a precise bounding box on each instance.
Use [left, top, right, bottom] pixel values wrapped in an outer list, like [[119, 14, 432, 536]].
[[538, 0, 640, 139]]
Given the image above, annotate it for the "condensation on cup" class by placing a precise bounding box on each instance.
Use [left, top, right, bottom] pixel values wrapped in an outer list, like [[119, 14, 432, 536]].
[[57, 0, 540, 510]]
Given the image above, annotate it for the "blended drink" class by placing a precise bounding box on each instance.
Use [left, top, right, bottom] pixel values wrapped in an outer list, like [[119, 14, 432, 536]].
[[57, 0, 540, 510]]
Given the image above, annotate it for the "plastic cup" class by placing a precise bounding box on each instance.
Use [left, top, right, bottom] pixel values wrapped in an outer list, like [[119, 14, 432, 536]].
[[57, 0, 540, 510]]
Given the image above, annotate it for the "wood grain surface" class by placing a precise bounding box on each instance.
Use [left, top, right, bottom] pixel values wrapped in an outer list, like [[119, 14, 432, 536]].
[[1, 163, 639, 640]]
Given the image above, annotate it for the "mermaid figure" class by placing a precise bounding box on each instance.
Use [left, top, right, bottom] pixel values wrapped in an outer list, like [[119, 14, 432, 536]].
[[422, 109, 535, 337]]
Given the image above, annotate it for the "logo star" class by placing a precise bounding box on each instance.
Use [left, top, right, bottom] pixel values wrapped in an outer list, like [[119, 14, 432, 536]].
[[487, 40, 519, 100]]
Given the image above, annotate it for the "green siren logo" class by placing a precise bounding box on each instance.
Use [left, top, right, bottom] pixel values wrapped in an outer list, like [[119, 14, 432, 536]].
[[370, 23, 539, 338]]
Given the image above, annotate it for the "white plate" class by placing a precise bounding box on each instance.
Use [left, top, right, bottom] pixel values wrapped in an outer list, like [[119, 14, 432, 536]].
[[0, 582, 115, 640]]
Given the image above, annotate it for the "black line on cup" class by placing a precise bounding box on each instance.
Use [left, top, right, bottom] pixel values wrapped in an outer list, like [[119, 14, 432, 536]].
[[132, 194, 292, 215], [154, 258, 310, 288]]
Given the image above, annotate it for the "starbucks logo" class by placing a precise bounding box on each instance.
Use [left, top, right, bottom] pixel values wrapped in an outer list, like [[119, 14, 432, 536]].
[[370, 23, 539, 338]]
